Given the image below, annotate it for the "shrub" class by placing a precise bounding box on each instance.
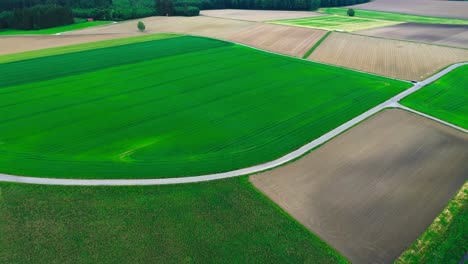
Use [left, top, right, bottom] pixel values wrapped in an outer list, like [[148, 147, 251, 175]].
[[0, 11, 13, 29], [137, 21, 145, 31], [347, 8, 355, 17]]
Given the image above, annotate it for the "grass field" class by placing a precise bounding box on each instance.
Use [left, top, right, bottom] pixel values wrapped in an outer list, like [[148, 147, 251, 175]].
[[401, 65, 468, 129], [320, 8, 468, 25], [271, 15, 399, 31], [0, 21, 112, 36], [0, 35, 409, 179], [0, 178, 348, 263], [396, 182, 468, 264]]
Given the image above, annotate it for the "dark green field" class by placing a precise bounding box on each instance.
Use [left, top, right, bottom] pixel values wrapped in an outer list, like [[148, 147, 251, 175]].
[[0, 179, 348, 264], [0, 35, 410, 179], [401, 65, 468, 129]]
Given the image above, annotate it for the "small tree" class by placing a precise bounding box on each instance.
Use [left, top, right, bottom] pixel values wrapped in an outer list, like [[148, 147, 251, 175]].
[[347, 8, 355, 17], [137, 21, 145, 31]]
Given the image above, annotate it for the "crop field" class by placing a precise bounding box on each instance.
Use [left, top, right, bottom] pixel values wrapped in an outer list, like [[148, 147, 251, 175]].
[[251, 109, 468, 264], [201, 9, 323, 22], [309, 32, 468, 80], [0, 35, 410, 179], [351, 0, 468, 20], [0, 21, 111, 36], [271, 15, 399, 31], [401, 64, 468, 129], [0, 178, 347, 263], [320, 7, 468, 25], [357, 23, 468, 49], [70, 16, 326, 57]]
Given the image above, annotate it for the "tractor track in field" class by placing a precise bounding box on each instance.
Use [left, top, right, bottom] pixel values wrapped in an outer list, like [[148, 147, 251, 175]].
[[0, 59, 466, 185]]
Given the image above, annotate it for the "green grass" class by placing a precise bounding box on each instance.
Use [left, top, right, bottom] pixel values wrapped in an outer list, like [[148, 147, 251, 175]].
[[396, 182, 468, 264], [271, 14, 400, 31], [0, 36, 410, 179], [303, 31, 332, 59], [0, 178, 349, 263], [400, 65, 468, 129], [0, 21, 112, 36], [320, 8, 468, 25], [0, 33, 180, 64]]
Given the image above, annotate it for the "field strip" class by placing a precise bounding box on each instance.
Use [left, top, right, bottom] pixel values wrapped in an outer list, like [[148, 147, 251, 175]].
[[394, 103, 467, 134], [0, 62, 466, 186]]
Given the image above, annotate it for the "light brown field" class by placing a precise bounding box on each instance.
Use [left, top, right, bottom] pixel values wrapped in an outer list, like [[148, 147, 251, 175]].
[[200, 9, 323, 21], [309, 32, 468, 80], [1, 16, 325, 58], [250, 109, 468, 264], [357, 23, 468, 49], [351, 0, 468, 20]]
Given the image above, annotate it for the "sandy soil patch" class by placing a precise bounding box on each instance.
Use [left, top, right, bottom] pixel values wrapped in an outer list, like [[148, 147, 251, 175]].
[[309, 32, 468, 81], [357, 23, 468, 49], [201, 9, 322, 22], [251, 109, 468, 264], [1, 16, 325, 58], [350, 0, 468, 20], [0, 33, 138, 56]]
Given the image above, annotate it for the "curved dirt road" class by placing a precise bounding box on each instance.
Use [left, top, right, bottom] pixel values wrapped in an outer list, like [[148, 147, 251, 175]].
[[0, 62, 466, 186]]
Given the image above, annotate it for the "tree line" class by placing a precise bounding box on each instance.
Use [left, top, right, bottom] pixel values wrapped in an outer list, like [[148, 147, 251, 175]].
[[0, 0, 371, 30]]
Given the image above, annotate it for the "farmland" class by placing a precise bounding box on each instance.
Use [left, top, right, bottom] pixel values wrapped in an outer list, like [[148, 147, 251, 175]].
[[357, 23, 468, 49], [401, 64, 468, 129], [0, 20, 111, 35], [351, 0, 468, 20], [0, 178, 347, 264], [271, 15, 400, 31], [320, 8, 468, 25], [309, 32, 468, 80], [0, 35, 410, 179], [251, 109, 468, 264], [201, 9, 323, 22]]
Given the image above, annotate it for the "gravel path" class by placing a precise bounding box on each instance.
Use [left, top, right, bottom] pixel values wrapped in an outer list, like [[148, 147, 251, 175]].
[[0, 62, 466, 186]]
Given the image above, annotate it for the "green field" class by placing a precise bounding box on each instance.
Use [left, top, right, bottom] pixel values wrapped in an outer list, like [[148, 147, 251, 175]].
[[271, 14, 399, 31], [401, 65, 468, 129], [320, 8, 468, 25], [0, 35, 410, 179], [0, 178, 348, 263], [0, 21, 112, 35], [396, 182, 468, 264]]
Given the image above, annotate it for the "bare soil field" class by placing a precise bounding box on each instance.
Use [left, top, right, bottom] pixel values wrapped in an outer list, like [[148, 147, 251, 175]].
[[309, 32, 468, 80], [1, 16, 325, 58], [351, 0, 468, 20], [357, 23, 468, 49], [200, 9, 323, 22], [0, 33, 138, 55], [251, 109, 468, 264]]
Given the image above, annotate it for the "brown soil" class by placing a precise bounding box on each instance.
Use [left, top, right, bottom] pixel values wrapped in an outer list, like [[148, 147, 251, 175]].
[[251, 109, 468, 264], [357, 23, 468, 49], [309, 32, 468, 81], [1, 16, 325, 58], [350, 0, 468, 20], [200, 9, 323, 22]]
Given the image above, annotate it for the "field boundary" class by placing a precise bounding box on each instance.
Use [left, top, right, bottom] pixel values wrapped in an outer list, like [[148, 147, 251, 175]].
[[0, 62, 465, 185], [303, 31, 332, 59]]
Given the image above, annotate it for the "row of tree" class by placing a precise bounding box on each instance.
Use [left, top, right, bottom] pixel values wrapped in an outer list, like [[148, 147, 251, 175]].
[[0, 5, 73, 29]]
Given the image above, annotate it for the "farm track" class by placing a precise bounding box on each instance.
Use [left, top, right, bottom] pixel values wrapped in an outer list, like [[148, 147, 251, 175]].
[[1, 62, 466, 186]]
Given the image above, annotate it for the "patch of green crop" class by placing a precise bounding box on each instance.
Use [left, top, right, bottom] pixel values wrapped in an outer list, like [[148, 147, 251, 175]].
[[320, 8, 468, 25], [0, 21, 112, 36], [303, 31, 332, 59], [271, 14, 400, 31], [0, 33, 180, 64], [395, 182, 468, 264], [0, 36, 410, 179], [0, 178, 349, 263], [401, 65, 468, 129]]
